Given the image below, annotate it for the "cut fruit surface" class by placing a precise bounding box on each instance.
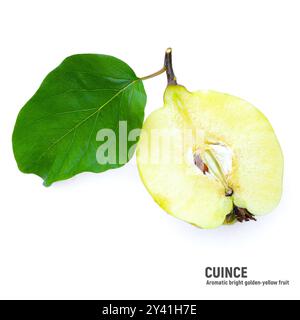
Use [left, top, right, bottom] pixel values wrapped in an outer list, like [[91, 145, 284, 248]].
[[137, 85, 283, 229]]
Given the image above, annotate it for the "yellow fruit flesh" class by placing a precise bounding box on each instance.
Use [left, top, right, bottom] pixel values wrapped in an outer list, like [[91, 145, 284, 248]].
[[137, 85, 283, 228]]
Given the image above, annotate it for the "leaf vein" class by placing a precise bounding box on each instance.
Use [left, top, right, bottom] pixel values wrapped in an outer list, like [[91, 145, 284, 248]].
[[36, 80, 138, 162]]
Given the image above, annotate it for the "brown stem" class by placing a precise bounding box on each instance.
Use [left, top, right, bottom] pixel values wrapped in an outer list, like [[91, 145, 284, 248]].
[[164, 48, 177, 85]]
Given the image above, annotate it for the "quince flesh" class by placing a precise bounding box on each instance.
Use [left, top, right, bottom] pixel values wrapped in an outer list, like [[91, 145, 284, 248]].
[[137, 85, 283, 229]]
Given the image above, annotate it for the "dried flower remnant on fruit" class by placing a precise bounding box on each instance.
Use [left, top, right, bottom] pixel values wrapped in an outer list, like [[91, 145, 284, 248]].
[[226, 206, 257, 223], [235, 207, 256, 222]]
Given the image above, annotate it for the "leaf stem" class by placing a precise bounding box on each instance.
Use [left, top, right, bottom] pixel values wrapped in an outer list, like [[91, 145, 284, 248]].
[[139, 67, 166, 81]]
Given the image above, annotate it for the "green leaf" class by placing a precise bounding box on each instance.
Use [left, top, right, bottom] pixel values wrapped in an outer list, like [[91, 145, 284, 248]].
[[12, 54, 147, 186]]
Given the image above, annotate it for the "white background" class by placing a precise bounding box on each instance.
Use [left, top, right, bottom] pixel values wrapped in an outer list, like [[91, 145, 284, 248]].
[[0, 0, 299, 300]]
